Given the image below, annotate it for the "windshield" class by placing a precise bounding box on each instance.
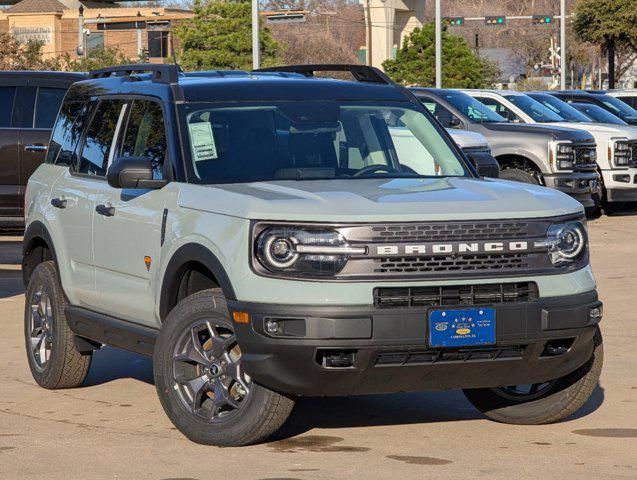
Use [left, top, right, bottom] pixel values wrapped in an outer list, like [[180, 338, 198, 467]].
[[439, 90, 506, 123], [180, 102, 470, 184], [571, 103, 628, 125], [527, 93, 592, 122], [597, 95, 637, 122], [503, 94, 564, 122]]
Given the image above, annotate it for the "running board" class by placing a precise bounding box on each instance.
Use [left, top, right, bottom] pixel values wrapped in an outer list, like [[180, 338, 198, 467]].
[[65, 306, 158, 356]]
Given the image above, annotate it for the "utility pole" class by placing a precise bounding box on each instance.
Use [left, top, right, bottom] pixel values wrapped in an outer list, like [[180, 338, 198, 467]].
[[560, 0, 566, 90], [435, 0, 441, 88], [77, 5, 84, 56], [365, 0, 372, 66], [252, 0, 260, 69]]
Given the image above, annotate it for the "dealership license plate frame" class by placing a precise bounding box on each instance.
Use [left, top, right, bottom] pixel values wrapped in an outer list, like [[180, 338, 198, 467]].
[[428, 307, 496, 348]]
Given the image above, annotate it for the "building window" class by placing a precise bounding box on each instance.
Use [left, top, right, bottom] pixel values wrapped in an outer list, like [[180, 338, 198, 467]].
[[87, 32, 104, 52], [148, 31, 169, 58]]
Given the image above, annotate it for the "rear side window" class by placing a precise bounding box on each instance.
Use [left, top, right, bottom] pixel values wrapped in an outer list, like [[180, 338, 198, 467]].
[[0, 87, 16, 127], [119, 100, 167, 179], [35, 88, 67, 129], [46, 101, 91, 166], [78, 100, 126, 176]]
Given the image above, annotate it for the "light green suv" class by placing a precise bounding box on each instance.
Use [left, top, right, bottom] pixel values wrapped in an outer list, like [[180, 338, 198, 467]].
[[22, 64, 603, 447]]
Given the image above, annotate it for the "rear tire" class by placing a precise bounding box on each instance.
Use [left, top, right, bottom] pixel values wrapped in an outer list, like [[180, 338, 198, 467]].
[[463, 327, 603, 425], [153, 289, 295, 446], [500, 168, 540, 185], [24, 261, 92, 389]]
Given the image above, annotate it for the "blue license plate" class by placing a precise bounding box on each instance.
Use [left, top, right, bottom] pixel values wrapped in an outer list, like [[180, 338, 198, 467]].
[[429, 307, 496, 348]]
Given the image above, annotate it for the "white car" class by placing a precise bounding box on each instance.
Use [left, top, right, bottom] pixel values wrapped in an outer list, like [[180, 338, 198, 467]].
[[464, 89, 637, 209], [606, 90, 637, 111], [447, 128, 492, 155]]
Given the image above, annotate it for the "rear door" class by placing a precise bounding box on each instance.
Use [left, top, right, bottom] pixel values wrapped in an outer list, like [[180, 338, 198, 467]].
[[0, 85, 20, 218]]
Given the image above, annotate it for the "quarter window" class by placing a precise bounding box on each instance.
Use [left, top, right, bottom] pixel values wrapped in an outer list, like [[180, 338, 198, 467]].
[[78, 100, 126, 176], [0, 87, 16, 127], [119, 100, 167, 179], [46, 101, 90, 166]]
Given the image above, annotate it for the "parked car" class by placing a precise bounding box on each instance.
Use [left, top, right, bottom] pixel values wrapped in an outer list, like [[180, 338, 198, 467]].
[[549, 90, 637, 126], [0, 71, 85, 226], [409, 88, 599, 207], [23, 64, 603, 446], [605, 90, 637, 110], [464, 90, 637, 208], [570, 102, 628, 126]]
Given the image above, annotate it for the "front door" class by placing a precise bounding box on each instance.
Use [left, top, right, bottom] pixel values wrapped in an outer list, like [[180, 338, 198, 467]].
[[93, 99, 170, 326]]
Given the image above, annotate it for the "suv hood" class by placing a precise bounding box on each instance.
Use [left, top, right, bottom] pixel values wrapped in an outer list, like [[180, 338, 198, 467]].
[[447, 129, 490, 149], [179, 177, 582, 222], [482, 122, 595, 142], [544, 121, 637, 138]]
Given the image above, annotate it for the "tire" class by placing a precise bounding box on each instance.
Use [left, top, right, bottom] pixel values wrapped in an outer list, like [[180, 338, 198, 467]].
[[463, 327, 603, 425], [500, 168, 540, 185], [153, 289, 295, 446], [24, 261, 92, 389]]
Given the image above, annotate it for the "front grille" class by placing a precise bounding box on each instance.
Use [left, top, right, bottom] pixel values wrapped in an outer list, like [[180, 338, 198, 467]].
[[574, 145, 597, 170], [374, 282, 539, 308], [368, 221, 529, 243], [375, 346, 525, 366], [630, 141, 637, 167], [373, 253, 529, 274]]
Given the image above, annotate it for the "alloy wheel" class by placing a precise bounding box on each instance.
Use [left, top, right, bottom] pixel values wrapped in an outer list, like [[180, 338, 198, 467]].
[[28, 286, 54, 371], [490, 381, 559, 402]]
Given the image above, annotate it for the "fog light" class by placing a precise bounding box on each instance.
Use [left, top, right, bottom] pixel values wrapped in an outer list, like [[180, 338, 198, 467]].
[[590, 306, 603, 320], [613, 174, 630, 183], [265, 319, 281, 334]]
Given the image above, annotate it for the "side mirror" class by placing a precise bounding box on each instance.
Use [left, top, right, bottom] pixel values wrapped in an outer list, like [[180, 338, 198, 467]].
[[466, 151, 500, 178], [107, 157, 168, 189]]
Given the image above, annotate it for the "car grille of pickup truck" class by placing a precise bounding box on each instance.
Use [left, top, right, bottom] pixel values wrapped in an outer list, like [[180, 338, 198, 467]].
[[574, 145, 598, 170]]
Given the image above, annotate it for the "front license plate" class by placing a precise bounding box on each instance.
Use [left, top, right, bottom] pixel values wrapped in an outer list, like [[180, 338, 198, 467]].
[[429, 307, 496, 348]]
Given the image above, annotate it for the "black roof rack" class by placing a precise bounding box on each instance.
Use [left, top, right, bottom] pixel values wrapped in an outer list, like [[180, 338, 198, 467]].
[[88, 63, 181, 84], [254, 64, 394, 85]]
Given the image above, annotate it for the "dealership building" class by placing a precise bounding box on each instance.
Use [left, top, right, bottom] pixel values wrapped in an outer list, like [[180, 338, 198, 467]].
[[0, 0, 193, 62]]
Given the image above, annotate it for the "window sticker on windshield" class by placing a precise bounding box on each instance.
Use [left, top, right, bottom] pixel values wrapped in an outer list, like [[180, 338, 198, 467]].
[[188, 122, 218, 161]]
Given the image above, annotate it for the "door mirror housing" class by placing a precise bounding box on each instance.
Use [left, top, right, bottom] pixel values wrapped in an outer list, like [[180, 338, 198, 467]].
[[466, 151, 500, 178], [107, 157, 168, 189], [447, 116, 462, 128]]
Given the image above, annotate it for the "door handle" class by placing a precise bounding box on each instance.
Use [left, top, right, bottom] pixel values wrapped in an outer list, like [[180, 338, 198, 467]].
[[25, 144, 48, 152], [51, 198, 67, 209], [95, 204, 115, 217]]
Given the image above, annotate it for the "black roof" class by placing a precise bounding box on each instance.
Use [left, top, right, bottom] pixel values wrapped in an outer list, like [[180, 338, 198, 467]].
[[73, 64, 410, 104], [0, 70, 86, 88]]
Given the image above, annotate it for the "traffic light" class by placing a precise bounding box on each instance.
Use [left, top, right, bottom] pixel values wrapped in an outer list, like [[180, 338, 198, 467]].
[[444, 17, 464, 27], [485, 16, 506, 26], [532, 15, 553, 25]]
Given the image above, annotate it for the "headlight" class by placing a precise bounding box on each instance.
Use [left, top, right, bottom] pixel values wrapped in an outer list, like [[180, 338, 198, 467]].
[[549, 141, 575, 171], [255, 227, 366, 277], [608, 138, 633, 168], [539, 221, 587, 266]]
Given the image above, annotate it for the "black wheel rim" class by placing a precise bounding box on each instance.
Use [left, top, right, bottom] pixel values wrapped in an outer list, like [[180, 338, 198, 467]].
[[490, 380, 558, 401], [28, 286, 54, 371], [171, 319, 251, 422]]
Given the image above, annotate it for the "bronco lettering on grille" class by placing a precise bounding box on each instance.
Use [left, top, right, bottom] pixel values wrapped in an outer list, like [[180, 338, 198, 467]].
[[374, 241, 529, 256]]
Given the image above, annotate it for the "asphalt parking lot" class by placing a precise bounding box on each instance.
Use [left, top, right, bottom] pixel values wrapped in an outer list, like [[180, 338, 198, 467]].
[[1, 214, 636, 480]]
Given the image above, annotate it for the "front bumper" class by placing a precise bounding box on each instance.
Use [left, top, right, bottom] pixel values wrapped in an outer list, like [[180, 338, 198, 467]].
[[229, 290, 602, 396], [601, 168, 637, 203], [543, 171, 600, 207]]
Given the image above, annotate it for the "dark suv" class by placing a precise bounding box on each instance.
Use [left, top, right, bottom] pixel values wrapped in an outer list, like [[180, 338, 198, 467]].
[[0, 71, 85, 226], [548, 90, 637, 126]]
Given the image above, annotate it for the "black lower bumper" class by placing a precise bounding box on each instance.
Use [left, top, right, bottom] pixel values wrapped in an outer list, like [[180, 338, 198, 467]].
[[606, 187, 637, 203], [228, 291, 602, 396], [544, 172, 600, 208]]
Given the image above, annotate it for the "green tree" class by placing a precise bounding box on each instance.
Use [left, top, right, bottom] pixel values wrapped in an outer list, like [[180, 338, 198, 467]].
[[573, 0, 637, 89], [174, 0, 281, 71], [58, 46, 139, 72], [382, 22, 500, 88]]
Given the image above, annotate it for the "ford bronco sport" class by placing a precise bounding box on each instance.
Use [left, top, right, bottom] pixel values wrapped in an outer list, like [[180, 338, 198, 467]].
[[23, 64, 603, 447]]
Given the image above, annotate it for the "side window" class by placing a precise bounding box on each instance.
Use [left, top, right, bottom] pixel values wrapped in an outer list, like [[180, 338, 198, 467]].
[[119, 100, 167, 179], [78, 100, 126, 177], [479, 97, 521, 122], [0, 87, 16, 128], [421, 99, 461, 128], [46, 101, 90, 166], [35, 88, 67, 129]]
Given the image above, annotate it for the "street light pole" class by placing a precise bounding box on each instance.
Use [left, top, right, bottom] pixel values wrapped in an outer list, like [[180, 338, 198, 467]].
[[560, 0, 566, 90], [435, 0, 441, 88], [252, 0, 260, 69]]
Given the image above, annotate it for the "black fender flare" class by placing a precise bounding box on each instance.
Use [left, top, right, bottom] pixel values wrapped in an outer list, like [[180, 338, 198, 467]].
[[22, 220, 61, 289], [159, 243, 236, 321]]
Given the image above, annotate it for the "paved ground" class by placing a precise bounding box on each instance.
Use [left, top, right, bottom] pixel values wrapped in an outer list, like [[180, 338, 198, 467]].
[[1, 214, 636, 480]]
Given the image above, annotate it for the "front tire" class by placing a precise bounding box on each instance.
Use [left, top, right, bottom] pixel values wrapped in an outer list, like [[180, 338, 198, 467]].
[[24, 261, 92, 389], [153, 289, 295, 446], [463, 327, 603, 425], [500, 167, 540, 185]]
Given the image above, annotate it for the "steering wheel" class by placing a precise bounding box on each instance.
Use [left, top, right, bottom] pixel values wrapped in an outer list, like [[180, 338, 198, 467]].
[[353, 164, 399, 177]]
